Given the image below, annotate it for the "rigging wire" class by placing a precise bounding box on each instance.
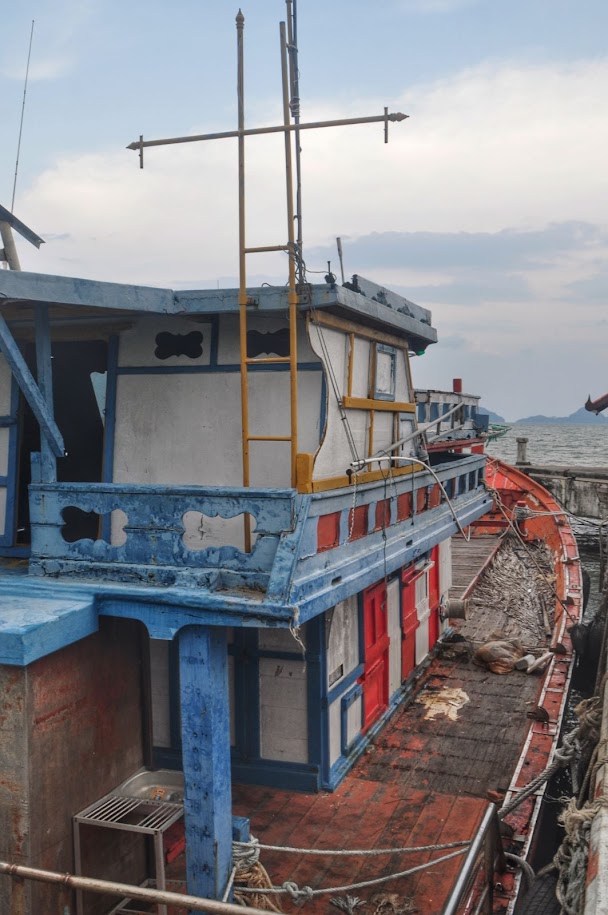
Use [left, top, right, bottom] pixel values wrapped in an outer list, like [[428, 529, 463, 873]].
[[11, 20, 35, 213]]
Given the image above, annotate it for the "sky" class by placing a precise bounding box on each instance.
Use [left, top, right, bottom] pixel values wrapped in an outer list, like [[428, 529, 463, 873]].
[[1, 0, 607, 421]]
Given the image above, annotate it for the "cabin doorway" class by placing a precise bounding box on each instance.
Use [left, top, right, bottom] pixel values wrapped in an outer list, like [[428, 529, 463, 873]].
[[15, 339, 108, 545], [401, 567, 419, 680], [361, 581, 389, 731]]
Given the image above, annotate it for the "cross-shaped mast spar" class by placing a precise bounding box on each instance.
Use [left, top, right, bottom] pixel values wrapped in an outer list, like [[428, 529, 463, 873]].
[[126, 8, 408, 549]]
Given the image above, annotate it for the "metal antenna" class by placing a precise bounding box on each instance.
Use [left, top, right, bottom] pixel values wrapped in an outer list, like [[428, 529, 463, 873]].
[[11, 20, 35, 212], [286, 0, 303, 285]]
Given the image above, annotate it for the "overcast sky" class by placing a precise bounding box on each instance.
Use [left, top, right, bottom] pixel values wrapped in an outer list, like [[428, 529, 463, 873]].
[[1, 0, 606, 420]]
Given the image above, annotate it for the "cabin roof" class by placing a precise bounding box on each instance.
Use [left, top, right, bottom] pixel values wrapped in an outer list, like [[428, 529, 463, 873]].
[[0, 269, 438, 350]]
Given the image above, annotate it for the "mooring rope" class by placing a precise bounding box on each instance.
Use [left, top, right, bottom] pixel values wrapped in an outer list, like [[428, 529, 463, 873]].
[[233, 838, 471, 857], [235, 847, 469, 903], [553, 795, 608, 915]]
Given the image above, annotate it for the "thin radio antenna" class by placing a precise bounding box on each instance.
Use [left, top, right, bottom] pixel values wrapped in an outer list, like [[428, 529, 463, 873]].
[[11, 19, 35, 213]]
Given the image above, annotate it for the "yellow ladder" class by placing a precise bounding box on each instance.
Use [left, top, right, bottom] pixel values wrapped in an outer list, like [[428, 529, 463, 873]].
[[237, 15, 299, 551]]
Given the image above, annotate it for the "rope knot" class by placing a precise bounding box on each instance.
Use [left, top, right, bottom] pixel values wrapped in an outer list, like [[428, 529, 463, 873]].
[[282, 881, 314, 902]]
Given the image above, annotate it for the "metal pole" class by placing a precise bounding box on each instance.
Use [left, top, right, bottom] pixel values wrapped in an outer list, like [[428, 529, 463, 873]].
[[286, 0, 303, 284], [0, 859, 269, 915], [280, 21, 299, 486], [442, 804, 497, 915], [126, 111, 408, 151], [236, 9, 251, 552], [0, 222, 21, 271]]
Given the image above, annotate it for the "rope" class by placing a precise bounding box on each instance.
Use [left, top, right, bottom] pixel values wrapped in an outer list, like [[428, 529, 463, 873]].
[[498, 697, 601, 820], [236, 847, 469, 903], [554, 795, 608, 915], [232, 837, 283, 913], [503, 853, 535, 891], [233, 839, 471, 857]]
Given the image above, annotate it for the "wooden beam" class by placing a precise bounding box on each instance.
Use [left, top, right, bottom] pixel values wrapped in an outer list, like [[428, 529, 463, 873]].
[[342, 396, 416, 413], [308, 310, 410, 349]]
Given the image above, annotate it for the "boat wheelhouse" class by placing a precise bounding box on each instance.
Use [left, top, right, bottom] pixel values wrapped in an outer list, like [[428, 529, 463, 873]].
[[0, 264, 493, 911]]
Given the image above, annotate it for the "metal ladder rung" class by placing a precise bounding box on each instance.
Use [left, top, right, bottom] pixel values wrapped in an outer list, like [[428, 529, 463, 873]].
[[248, 435, 291, 442], [244, 244, 289, 254], [245, 356, 291, 365]]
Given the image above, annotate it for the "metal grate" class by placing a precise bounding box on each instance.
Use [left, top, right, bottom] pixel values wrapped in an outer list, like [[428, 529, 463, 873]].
[[75, 793, 183, 835]]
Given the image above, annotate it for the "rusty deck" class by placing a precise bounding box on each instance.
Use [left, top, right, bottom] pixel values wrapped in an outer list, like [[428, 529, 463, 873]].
[[163, 532, 568, 915]]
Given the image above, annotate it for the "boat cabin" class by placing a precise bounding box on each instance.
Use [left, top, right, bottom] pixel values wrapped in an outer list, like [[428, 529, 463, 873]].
[[0, 266, 492, 911]]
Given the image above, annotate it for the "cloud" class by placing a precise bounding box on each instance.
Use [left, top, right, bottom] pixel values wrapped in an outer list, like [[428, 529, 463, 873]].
[[309, 223, 607, 273], [563, 268, 608, 303], [1, 1, 97, 82], [9, 56, 608, 416]]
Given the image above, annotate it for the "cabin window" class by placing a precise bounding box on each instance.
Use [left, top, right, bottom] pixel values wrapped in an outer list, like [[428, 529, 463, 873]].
[[374, 345, 396, 401], [154, 330, 203, 360]]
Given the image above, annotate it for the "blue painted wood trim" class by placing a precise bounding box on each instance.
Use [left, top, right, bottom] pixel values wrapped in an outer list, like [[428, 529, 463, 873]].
[[318, 612, 330, 787], [209, 315, 220, 366], [327, 663, 365, 705], [115, 361, 322, 375], [0, 377, 20, 547], [0, 593, 97, 666], [306, 617, 323, 768], [230, 759, 320, 793], [0, 312, 64, 456], [179, 626, 232, 900], [34, 304, 57, 482], [101, 335, 119, 542]]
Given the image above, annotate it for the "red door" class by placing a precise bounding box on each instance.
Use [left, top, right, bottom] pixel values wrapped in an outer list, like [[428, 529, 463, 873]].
[[401, 567, 419, 680], [361, 582, 389, 731], [428, 547, 441, 648]]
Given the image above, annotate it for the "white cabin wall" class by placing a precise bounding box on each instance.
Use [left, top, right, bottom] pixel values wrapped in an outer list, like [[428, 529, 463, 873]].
[[259, 657, 308, 763], [112, 314, 323, 546], [415, 569, 431, 664], [326, 595, 360, 768], [387, 578, 402, 697], [307, 323, 414, 481]]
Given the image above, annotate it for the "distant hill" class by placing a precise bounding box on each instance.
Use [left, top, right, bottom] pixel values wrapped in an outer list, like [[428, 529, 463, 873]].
[[478, 407, 507, 423], [516, 407, 608, 425]]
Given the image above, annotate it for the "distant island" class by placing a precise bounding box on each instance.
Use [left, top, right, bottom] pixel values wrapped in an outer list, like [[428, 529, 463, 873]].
[[478, 407, 507, 423], [515, 407, 608, 425]]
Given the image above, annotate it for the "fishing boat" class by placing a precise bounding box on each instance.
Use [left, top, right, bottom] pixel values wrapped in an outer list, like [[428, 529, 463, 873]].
[[0, 5, 585, 915]]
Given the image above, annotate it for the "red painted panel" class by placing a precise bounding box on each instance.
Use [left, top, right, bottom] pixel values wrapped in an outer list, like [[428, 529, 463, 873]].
[[317, 512, 340, 552], [397, 491, 412, 521], [428, 483, 441, 508], [348, 504, 369, 541], [416, 487, 427, 513], [428, 546, 441, 648], [362, 582, 389, 730], [375, 499, 391, 531]]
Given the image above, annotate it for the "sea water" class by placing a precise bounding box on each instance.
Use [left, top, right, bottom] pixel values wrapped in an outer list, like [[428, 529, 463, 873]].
[[486, 422, 608, 468]]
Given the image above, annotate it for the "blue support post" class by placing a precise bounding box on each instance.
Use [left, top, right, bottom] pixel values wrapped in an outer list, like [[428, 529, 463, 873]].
[[34, 304, 57, 481], [179, 625, 233, 901]]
